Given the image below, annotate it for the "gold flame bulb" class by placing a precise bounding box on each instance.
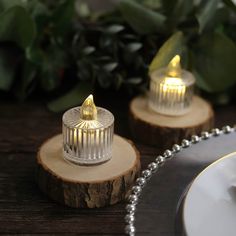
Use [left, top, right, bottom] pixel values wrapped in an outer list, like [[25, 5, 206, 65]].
[[166, 55, 182, 77], [80, 94, 97, 120]]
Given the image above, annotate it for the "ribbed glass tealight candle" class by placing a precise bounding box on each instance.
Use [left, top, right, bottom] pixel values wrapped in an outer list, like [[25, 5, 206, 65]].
[[62, 95, 114, 165], [149, 55, 195, 116]]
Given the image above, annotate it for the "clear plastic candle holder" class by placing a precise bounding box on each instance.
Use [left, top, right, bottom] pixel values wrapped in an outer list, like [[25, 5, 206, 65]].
[[62, 97, 114, 165], [149, 55, 195, 116]]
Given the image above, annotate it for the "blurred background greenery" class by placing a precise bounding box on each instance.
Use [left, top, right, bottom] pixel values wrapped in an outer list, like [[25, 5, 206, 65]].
[[0, 0, 236, 112]]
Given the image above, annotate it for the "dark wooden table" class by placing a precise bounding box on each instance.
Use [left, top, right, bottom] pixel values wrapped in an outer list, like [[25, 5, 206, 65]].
[[0, 97, 235, 235]]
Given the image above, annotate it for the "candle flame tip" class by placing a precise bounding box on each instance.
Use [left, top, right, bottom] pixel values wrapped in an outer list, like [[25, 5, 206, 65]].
[[81, 94, 97, 120], [167, 55, 182, 77], [87, 94, 93, 100], [169, 55, 181, 67]]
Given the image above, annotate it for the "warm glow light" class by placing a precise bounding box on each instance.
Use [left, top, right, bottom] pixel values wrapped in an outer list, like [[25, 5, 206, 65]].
[[162, 77, 185, 92], [76, 95, 101, 129], [63, 93, 114, 165], [80, 94, 97, 120], [160, 55, 186, 98], [149, 54, 195, 116], [74, 94, 100, 144], [166, 55, 181, 77]]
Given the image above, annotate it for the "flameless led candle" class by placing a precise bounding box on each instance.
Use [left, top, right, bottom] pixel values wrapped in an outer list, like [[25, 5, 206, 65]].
[[149, 55, 195, 116], [63, 95, 114, 165]]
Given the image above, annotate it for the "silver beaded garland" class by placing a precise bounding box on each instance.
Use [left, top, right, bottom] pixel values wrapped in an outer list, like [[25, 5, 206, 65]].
[[141, 169, 152, 179], [212, 128, 221, 136], [163, 149, 173, 159], [125, 225, 135, 235], [128, 194, 138, 204], [125, 214, 135, 223], [222, 125, 232, 134], [201, 131, 210, 139], [155, 155, 165, 166], [131, 186, 141, 195], [181, 139, 190, 148], [172, 144, 181, 153], [148, 162, 158, 173], [191, 135, 200, 144], [126, 204, 136, 213], [136, 177, 146, 187], [125, 125, 235, 235]]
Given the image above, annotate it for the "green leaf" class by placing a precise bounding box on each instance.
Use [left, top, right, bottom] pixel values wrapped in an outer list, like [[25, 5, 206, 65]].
[[223, 0, 236, 13], [196, 0, 220, 33], [27, 0, 49, 20], [82, 46, 95, 55], [76, 1, 90, 18], [193, 32, 236, 92], [99, 36, 112, 49], [47, 82, 92, 112], [0, 49, 16, 90], [172, 0, 194, 22], [26, 45, 44, 65], [208, 7, 230, 30], [161, 0, 177, 14], [52, 0, 75, 35], [103, 62, 118, 72], [162, 0, 194, 24], [119, 0, 166, 34], [106, 24, 125, 34], [114, 74, 123, 90], [40, 47, 66, 91], [125, 77, 143, 84], [141, 0, 162, 10], [122, 34, 138, 40], [193, 69, 213, 92], [0, 6, 36, 48], [0, 0, 26, 12], [206, 91, 231, 105], [97, 71, 112, 88], [126, 42, 142, 52], [149, 31, 184, 72], [15, 60, 36, 100]]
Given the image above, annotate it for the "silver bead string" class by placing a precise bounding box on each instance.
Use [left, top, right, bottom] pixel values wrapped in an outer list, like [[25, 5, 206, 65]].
[[125, 125, 235, 235]]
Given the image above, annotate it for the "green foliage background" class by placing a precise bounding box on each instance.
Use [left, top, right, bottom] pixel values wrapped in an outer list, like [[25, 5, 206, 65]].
[[0, 0, 236, 111]]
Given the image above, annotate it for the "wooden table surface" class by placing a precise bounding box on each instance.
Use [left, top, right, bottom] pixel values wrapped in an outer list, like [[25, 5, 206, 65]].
[[0, 95, 235, 235]]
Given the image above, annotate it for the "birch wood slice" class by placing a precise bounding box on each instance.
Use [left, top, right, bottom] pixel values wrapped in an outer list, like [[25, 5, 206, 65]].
[[129, 95, 214, 149], [36, 134, 140, 208]]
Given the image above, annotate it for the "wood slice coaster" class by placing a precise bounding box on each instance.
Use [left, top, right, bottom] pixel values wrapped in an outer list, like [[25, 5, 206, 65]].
[[129, 95, 214, 149], [36, 134, 140, 208]]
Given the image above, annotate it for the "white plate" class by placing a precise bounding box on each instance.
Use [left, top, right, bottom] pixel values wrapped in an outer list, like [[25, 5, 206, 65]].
[[183, 152, 236, 236]]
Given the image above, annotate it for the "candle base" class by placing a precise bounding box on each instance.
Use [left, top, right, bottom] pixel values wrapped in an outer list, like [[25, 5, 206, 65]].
[[148, 100, 192, 116], [63, 150, 112, 165], [129, 95, 214, 150], [36, 134, 140, 208]]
